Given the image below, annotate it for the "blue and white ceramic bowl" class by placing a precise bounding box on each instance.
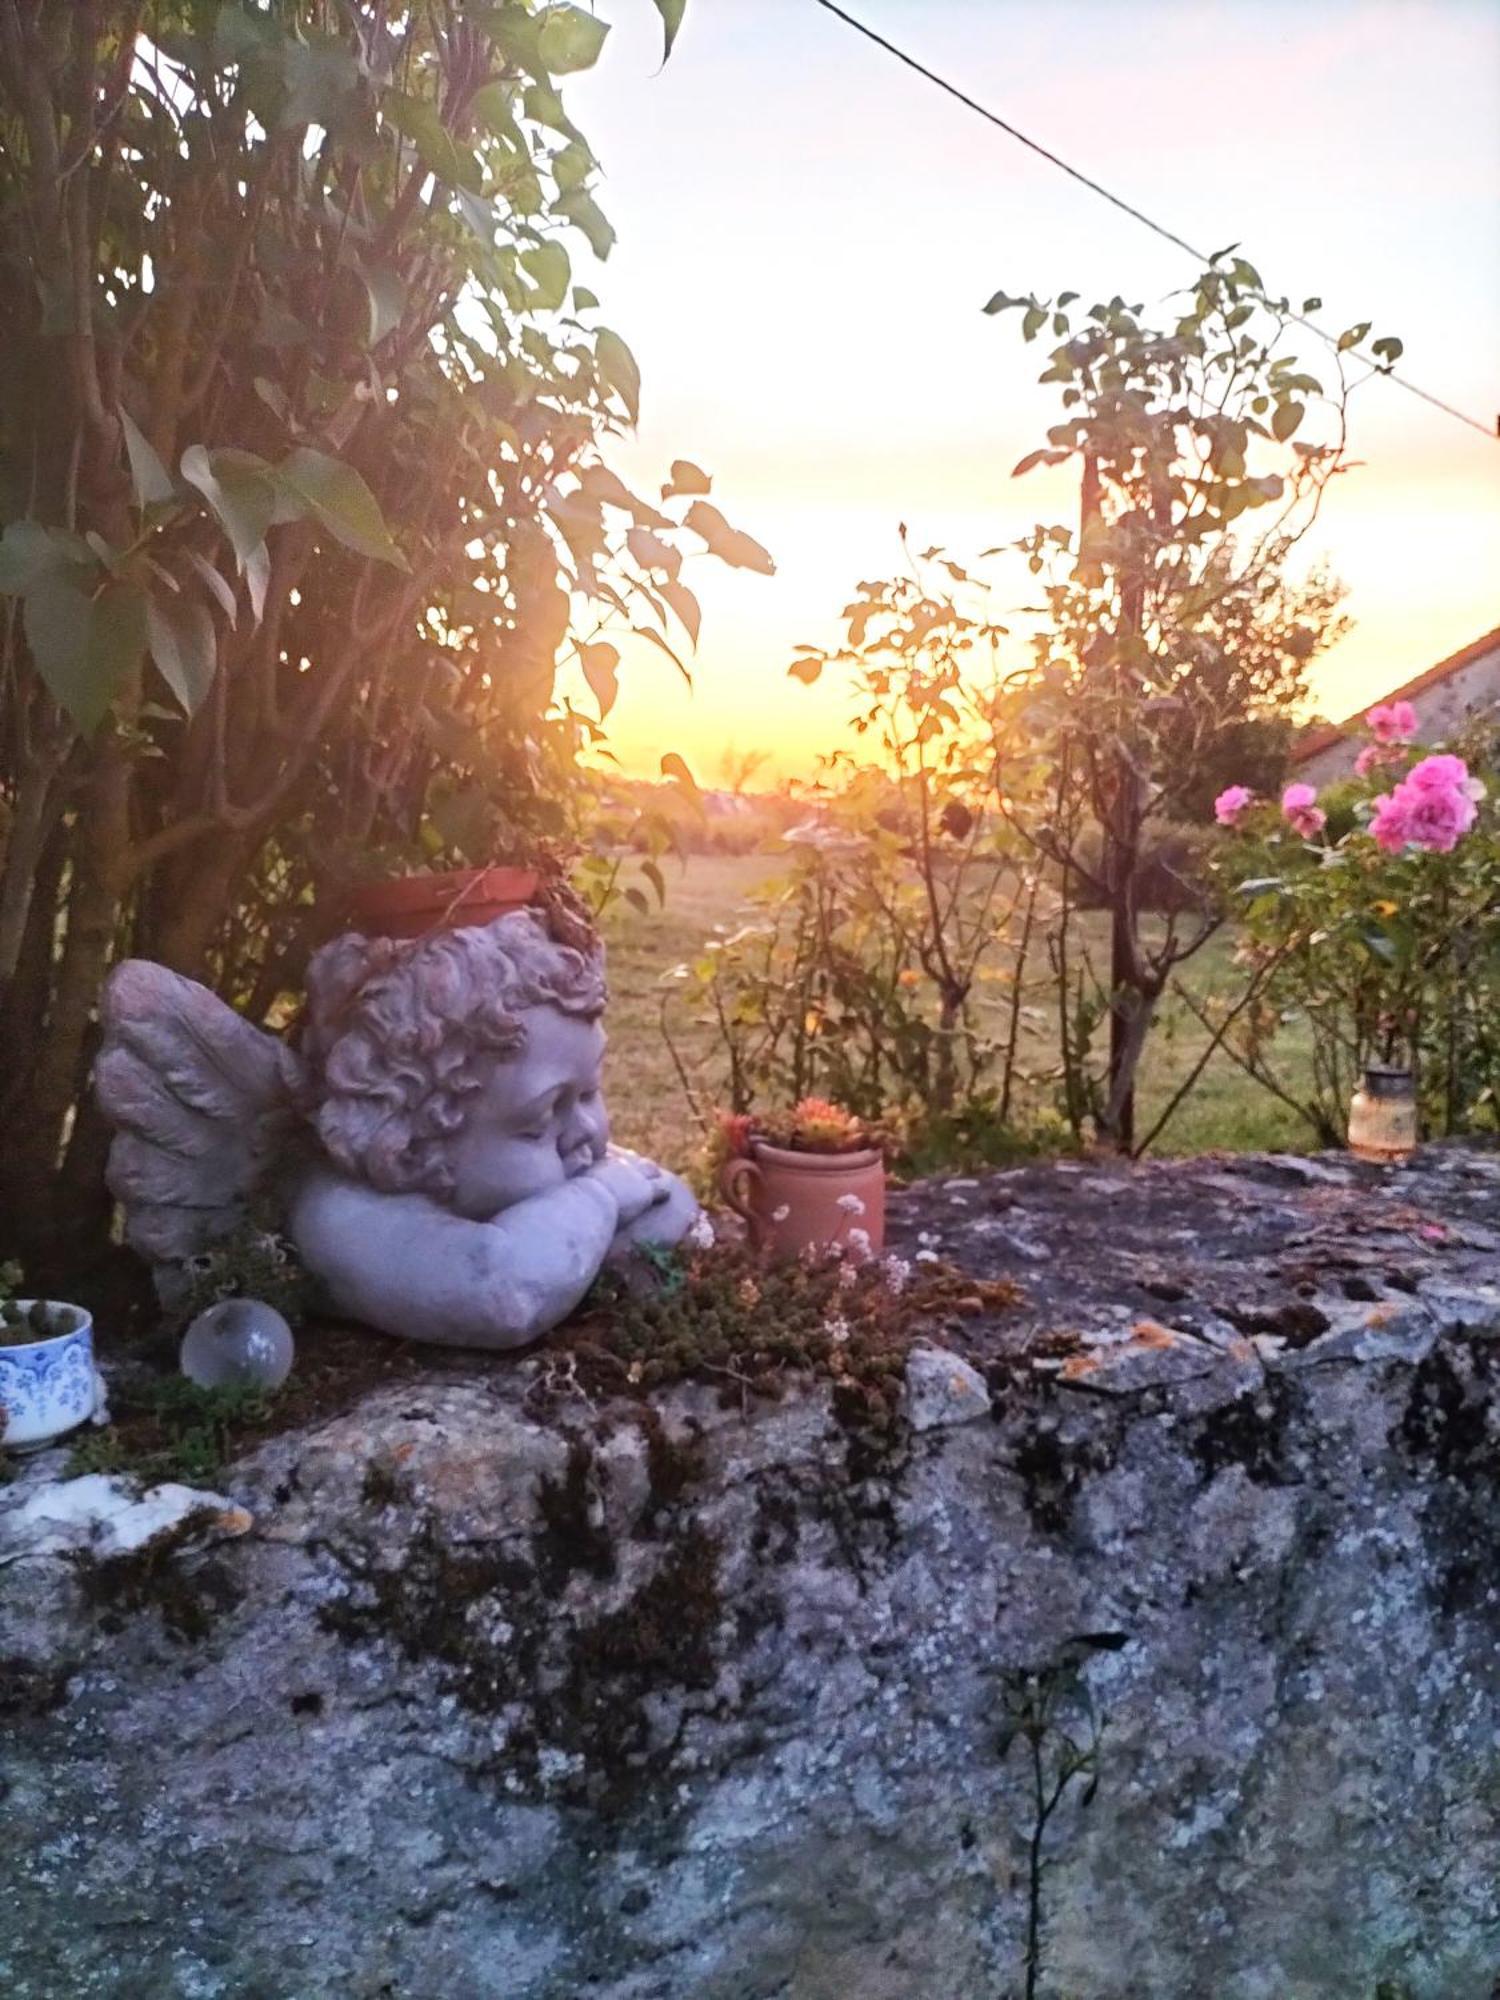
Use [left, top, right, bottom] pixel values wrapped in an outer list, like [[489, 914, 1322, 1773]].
[[0, 1303, 96, 1449]]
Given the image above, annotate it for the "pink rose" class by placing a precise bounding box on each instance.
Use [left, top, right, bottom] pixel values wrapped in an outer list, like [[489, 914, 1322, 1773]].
[[1368, 763, 1479, 853], [1367, 700, 1418, 745], [1355, 742, 1399, 778], [1281, 782, 1326, 839], [1368, 789, 1411, 852], [1401, 782, 1475, 852], [1214, 784, 1253, 826], [1405, 752, 1468, 794]]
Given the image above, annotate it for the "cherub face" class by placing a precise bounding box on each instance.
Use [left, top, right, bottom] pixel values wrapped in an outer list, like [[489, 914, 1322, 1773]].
[[445, 1007, 610, 1219]]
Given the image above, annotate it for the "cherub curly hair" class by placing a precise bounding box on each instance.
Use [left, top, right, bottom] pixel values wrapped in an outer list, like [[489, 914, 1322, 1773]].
[[301, 909, 606, 1200]]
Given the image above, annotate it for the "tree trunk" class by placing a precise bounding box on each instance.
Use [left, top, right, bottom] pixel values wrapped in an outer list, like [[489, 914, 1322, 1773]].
[[4, 744, 130, 1255], [145, 836, 246, 977]]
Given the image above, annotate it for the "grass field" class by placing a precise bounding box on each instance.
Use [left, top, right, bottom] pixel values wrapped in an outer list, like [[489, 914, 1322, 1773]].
[[599, 853, 1318, 1175]]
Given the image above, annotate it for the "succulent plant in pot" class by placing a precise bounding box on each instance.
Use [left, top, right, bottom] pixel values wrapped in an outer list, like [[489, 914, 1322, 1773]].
[[717, 1099, 887, 1260], [0, 1262, 100, 1450]]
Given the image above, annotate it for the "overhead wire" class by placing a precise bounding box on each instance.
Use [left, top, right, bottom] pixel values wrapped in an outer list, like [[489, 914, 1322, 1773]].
[[811, 0, 1499, 443]]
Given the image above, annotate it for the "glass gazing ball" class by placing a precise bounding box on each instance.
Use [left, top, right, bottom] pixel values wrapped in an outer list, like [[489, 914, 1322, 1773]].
[[180, 1298, 294, 1392]]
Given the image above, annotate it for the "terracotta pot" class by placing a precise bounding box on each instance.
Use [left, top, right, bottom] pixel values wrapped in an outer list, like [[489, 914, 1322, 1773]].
[[343, 866, 541, 940], [720, 1142, 885, 1258]]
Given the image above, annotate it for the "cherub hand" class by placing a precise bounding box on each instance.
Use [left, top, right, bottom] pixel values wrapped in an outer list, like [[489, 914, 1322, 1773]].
[[587, 1151, 669, 1226]]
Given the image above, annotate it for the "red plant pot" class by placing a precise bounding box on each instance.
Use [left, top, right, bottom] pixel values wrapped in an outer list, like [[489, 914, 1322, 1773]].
[[343, 866, 541, 940], [720, 1142, 886, 1259]]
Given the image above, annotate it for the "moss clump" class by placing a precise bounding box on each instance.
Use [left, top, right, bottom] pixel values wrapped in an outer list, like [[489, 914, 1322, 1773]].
[[68, 1512, 243, 1642], [0, 1654, 72, 1718], [637, 1410, 708, 1536], [560, 1526, 722, 1805], [319, 1506, 725, 1816], [170, 1223, 314, 1332], [359, 1455, 415, 1510], [319, 1515, 535, 1715], [1191, 1376, 1295, 1487], [552, 1237, 1020, 1436], [1011, 1396, 1119, 1535], [536, 1437, 615, 1585], [67, 1377, 275, 1487]]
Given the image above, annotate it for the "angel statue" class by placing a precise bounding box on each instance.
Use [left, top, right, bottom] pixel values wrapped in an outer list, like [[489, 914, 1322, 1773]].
[[94, 903, 699, 1349]]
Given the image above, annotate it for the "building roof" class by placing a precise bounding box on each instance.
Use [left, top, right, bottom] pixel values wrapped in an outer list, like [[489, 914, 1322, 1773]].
[[1292, 624, 1500, 767]]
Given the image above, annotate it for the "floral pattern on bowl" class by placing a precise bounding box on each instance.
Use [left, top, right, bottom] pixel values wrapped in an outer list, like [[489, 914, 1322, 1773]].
[[0, 1305, 96, 1448]]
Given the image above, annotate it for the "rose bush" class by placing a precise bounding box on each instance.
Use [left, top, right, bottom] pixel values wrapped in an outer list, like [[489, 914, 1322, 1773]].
[[1212, 708, 1500, 1141]]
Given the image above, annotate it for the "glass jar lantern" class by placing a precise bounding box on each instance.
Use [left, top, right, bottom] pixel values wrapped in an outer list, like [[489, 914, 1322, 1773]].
[[1347, 1065, 1417, 1165]]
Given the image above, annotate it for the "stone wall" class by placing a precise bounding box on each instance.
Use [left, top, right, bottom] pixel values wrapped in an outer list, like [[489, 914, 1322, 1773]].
[[3, 1148, 1499, 1999]]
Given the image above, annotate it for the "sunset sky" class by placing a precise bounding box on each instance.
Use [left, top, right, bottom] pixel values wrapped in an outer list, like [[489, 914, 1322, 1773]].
[[566, 0, 1500, 784]]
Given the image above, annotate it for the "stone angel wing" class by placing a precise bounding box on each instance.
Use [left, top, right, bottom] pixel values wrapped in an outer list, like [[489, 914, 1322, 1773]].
[[95, 961, 307, 1265]]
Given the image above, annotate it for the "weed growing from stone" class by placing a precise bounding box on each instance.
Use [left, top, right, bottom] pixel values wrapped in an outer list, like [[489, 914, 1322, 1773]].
[[995, 1636, 1121, 2000]]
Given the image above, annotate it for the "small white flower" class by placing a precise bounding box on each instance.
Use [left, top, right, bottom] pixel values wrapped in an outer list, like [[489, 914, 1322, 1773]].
[[882, 1254, 912, 1296], [772, 1204, 791, 1223], [914, 1249, 940, 1265], [917, 1229, 940, 1248], [685, 1213, 715, 1251], [837, 1259, 859, 1290], [846, 1226, 872, 1259], [824, 1314, 851, 1344], [835, 1193, 866, 1217]]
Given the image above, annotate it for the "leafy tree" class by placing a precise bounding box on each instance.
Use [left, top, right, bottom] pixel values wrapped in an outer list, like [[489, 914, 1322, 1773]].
[[986, 256, 1388, 1145], [0, 0, 757, 1263]]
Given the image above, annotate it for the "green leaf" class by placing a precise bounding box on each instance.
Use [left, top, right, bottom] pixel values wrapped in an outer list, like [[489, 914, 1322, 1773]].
[[358, 262, 406, 346], [557, 186, 616, 260], [652, 0, 688, 59], [632, 623, 691, 684], [455, 187, 499, 245], [1011, 448, 1067, 477], [537, 5, 611, 74], [573, 284, 600, 312], [185, 551, 239, 626], [1336, 320, 1371, 353], [1021, 305, 1047, 341], [595, 327, 640, 421], [1371, 334, 1404, 365], [146, 591, 217, 715], [180, 445, 277, 570], [469, 80, 527, 152], [25, 574, 144, 733], [626, 525, 682, 577], [661, 751, 698, 792], [281, 35, 360, 132], [119, 409, 175, 508], [982, 290, 1023, 316], [1271, 400, 1304, 442], [522, 82, 585, 143], [386, 93, 479, 191], [685, 499, 775, 575], [0, 520, 90, 594], [579, 639, 619, 719], [520, 240, 571, 311], [275, 448, 407, 568], [661, 458, 711, 500], [658, 577, 701, 647], [552, 139, 593, 192]]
